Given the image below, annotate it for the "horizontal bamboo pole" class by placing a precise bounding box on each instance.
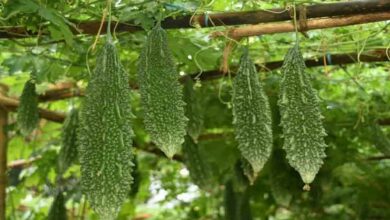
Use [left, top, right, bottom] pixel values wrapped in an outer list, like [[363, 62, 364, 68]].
[[7, 134, 233, 168], [0, 94, 65, 123], [193, 49, 390, 81], [0, 0, 389, 38], [37, 49, 390, 101], [211, 12, 390, 38]]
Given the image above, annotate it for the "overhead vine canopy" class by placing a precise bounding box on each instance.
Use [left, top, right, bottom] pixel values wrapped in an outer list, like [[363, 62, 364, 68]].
[[0, 0, 389, 219]]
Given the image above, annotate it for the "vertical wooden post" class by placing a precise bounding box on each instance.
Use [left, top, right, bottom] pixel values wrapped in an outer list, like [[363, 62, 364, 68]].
[[0, 84, 9, 220]]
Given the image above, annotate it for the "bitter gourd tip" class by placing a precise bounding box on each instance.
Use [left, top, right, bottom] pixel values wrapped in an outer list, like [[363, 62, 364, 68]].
[[303, 184, 311, 191], [300, 171, 316, 185], [164, 150, 175, 160]]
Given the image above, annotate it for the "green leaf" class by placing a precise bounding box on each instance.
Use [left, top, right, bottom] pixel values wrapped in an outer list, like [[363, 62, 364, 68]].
[[38, 7, 74, 45]]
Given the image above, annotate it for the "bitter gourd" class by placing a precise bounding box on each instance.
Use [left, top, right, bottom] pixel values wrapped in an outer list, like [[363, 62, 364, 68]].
[[47, 192, 67, 220], [232, 49, 273, 179], [57, 108, 79, 176], [137, 23, 187, 158], [182, 135, 213, 190], [183, 77, 203, 142], [278, 44, 327, 187], [17, 79, 39, 136], [78, 41, 134, 219]]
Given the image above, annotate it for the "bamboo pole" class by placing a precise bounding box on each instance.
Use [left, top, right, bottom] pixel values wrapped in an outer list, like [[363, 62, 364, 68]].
[[211, 12, 390, 38], [0, 0, 389, 38], [0, 84, 9, 220], [0, 95, 65, 123], [36, 49, 390, 101]]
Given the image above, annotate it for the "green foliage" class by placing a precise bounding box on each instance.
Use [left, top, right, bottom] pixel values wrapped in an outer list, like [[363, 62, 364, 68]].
[[137, 23, 187, 158], [1, 1, 390, 219], [17, 79, 39, 136], [47, 192, 67, 220], [366, 122, 390, 155], [3, 0, 74, 45], [223, 180, 252, 220], [182, 135, 214, 191], [129, 155, 141, 198], [232, 49, 273, 180], [278, 44, 327, 186], [78, 42, 134, 219], [183, 77, 203, 141], [57, 108, 79, 176]]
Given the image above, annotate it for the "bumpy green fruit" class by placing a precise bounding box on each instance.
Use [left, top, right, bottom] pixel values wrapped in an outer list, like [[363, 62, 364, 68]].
[[47, 192, 67, 220], [183, 77, 203, 142], [232, 49, 273, 180], [137, 23, 187, 158], [182, 135, 213, 190], [57, 108, 79, 176], [278, 44, 327, 187], [78, 42, 134, 219], [17, 79, 39, 136]]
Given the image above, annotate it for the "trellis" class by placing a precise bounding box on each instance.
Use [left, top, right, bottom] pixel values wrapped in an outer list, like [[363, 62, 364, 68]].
[[0, 0, 390, 219]]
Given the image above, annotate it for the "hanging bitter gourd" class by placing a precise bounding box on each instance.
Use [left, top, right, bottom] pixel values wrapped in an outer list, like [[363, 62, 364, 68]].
[[137, 23, 187, 158], [78, 41, 134, 219], [278, 44, 327, 188], [47, 191, 67, 220], [17, 79, 39, 136], [232, 48, 273, 180], [57, 108, 79, 176], [182, 135, 213, 191], [240, 158, 257, 185], [183, 77, 203, 142]]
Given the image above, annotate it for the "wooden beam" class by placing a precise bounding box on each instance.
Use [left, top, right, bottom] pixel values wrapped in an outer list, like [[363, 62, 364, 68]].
[[0, 95, 65, 123], [366, 155, 390, 161], [6, 157, 41, 169], [211, 12, 390, 39], [37, 49, 389, 103], [378, 118, 390, 126], [6, 132, 234, 169], [0, 0, 389, 38], [6, 143, 183, 170], [194, 49, 390, 81], [0, 85, 8, 220], [38, 82, 84, 102]]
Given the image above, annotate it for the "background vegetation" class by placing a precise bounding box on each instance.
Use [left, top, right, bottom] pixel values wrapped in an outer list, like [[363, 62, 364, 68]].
[[0, 0, 389, 219]]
